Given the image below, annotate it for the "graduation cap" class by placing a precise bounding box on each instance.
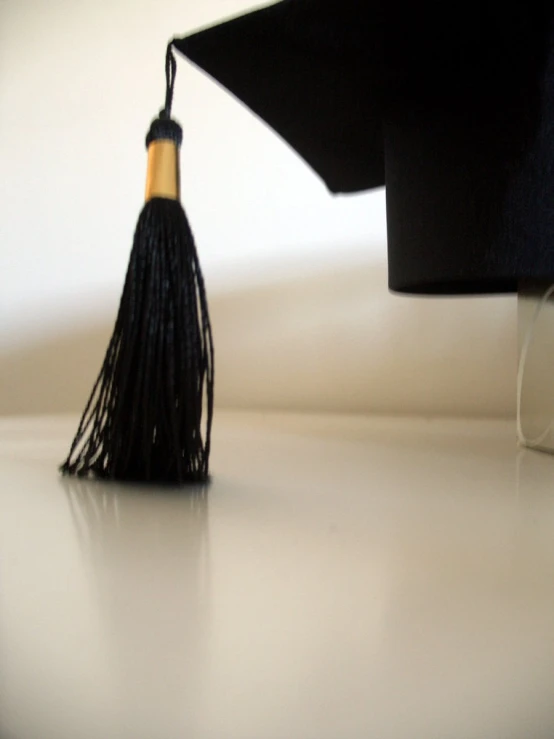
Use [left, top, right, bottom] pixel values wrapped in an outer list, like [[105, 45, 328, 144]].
[[62, 0, 554, 483]]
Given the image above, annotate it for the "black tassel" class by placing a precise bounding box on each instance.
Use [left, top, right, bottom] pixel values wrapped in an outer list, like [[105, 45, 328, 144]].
[[61, 44, 214, 484]]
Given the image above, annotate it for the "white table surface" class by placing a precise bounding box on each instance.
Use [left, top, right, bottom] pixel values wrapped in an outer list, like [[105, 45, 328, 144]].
[[1, 411, 554, 739]]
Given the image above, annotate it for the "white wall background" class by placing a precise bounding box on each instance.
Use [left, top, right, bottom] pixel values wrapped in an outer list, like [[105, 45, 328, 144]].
[[0, 0, 516, 418]]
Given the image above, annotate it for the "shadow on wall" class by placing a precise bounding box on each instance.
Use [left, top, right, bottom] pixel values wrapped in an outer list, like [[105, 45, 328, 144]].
[[0, 257, 516, 418]]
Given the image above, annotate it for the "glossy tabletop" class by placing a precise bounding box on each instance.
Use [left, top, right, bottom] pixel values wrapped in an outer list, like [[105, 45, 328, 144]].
[[1, 412, 554, 739]]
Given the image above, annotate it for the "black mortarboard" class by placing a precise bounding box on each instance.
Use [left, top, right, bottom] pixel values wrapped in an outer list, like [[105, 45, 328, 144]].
[[175, 0, 554, 294], [61, 0, 554, 484]]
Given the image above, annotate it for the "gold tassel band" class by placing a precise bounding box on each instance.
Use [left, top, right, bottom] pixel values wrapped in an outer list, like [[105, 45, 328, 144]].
[[145, 139, 180, 201]]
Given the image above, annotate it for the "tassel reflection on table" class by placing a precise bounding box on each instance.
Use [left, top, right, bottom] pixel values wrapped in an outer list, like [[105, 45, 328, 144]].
[[62, 477, 210, 736]]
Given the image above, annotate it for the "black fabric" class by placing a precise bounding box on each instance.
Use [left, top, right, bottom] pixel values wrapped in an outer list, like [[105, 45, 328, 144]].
[[175, 0, 554, 294], [145, 117, 183, 147]]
